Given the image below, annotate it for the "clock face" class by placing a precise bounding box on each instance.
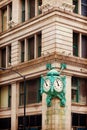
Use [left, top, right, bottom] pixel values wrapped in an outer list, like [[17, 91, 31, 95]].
[[54, 78, 63, 92], [43, 79, 50, 92]]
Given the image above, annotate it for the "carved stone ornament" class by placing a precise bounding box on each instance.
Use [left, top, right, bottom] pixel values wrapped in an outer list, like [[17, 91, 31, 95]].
[[41, 68, 66, 107], [39, 0, 75, 13]]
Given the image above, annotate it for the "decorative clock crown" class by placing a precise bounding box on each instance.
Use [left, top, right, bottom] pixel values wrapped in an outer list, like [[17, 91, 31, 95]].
[[47, 68, 60, 76]]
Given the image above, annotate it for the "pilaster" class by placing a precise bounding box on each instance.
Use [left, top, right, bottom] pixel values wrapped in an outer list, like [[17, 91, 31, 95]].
[[11, 82, 17, 130]]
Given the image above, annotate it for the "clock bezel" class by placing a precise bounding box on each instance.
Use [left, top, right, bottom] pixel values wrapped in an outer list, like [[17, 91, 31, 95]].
[[43, 78, 50, 92], [54, 78, 63, 92]]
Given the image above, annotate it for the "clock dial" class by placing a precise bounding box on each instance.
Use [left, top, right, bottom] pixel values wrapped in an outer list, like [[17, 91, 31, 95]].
[[54, 78, 63, 92], [43, 79, 50, 92]]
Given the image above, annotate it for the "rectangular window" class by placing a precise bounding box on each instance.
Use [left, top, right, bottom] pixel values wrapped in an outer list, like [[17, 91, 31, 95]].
[[21, 40, 25, 62], [72, 77, 87, 104], [28, 0, 35, 19], [38, 0, 42, 14], [81, 0, 87, 16], [1, 47, 6, 68], [8, 45, 11, 65], [19, 82, 24, 106], [28, 36, 34, 60], [0, 118, 11, 130], [2, 7, 7, 31], [22, 0, 25, 22], [19, 32, 42, 63], [72, 113, 87, 129], [18, 115, 42, 130], [19, 78, 41, 106], [72, 77, 79, 102], [73, 0, 78, 13], [82, 35, 87, 58], [8, 85, 11, 107], [73, 32, 79, 56], [9, 3, 12, 21], [37, 33, 41, 57], [0, 85, 11, 108]]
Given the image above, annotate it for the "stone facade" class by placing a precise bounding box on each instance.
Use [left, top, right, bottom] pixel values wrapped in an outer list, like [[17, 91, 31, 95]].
[[0, 0, 87, 130]]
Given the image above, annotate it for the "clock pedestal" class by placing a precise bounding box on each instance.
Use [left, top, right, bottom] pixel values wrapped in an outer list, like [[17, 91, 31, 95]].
[[46, 98, 66, 130]]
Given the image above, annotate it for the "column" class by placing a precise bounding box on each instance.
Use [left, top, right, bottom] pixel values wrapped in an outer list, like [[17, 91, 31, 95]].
[[11, 82, 18, 130]]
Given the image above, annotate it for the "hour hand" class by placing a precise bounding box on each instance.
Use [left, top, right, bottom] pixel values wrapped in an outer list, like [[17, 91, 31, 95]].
[[57, 80, 59, 86], [45, 81, 48, 86]]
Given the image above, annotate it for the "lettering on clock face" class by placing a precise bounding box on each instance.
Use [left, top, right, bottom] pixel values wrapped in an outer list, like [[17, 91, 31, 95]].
[[54, 78, 63, 92], [43, 79, 50, 92]]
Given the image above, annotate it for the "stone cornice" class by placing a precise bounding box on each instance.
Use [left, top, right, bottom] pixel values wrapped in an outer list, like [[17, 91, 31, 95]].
[[0, 8, 87, 43], [0, 52, 87, 75]]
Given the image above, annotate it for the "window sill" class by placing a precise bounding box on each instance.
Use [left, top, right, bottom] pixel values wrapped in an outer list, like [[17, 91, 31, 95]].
[[0, 107, 11, 111], [72, 102, 87, 106]]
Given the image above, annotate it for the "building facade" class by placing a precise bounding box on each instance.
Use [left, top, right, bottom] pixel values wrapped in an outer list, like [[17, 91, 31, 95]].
[[0, 0, 87, 130]]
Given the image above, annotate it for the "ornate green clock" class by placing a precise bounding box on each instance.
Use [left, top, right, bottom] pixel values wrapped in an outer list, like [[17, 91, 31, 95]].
[[41, 68, 66, 107]]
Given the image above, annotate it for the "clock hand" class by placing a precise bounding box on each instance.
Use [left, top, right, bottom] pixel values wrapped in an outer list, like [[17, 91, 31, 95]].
[[45, 81, 48, 86], [57, 80, 59, 86]]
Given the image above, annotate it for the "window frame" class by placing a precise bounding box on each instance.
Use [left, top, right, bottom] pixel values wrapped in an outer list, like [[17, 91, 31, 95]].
[[19, 77, 41, 106], [19, 32, 41, 63]]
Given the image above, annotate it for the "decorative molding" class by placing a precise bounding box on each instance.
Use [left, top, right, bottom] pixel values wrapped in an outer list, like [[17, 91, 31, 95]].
[[39, 1, 75, 13]]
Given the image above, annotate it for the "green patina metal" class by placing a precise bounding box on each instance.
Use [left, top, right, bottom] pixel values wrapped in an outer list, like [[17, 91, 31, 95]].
[[41, 68, 66, 107]]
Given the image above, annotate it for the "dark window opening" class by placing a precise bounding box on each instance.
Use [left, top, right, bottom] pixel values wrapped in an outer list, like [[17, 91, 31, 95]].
[[73, 32, 79, 57], [38, 0, 42, 14], [72, 113, 87, 129], [0, 118, 11, 130], [73, 0, 78, 13], [9, 3, 12, 21], [72, 77, 87, 104], [8, 45, 11, 64], [18, 115, 42, 130], [1, 47, 6, 68], [2, 7, 7, 31], [28, 0, 35, 19], [8, 85, 11, 108], [22, 0, 25, 22], [37, 33, 41, 57], [28, 36, 34, 60], [81, 0, 87, 16], [82, 35, 87, 58], [19, 78, 41, 106], [21, 40, 25, 62]]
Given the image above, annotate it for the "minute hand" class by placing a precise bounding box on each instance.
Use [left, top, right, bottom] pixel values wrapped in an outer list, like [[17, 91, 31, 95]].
[[57, 80, 59, 86]]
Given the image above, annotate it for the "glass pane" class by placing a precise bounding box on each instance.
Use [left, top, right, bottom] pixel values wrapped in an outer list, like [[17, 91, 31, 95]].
[[26, 78, 40, 104], [37, 33, 41, 57], [19, 82, 24, 106], [79, 78, 87, 104], [8, 85, 11, 107], [1, 47, 6, 68], [73, 32, 79, 57], [0, 86, 8, 108], [81, 0, 87, 16], [21, 40, 25, 62], [72, 77, 79, 102], [73, 0, 78, 13], [0, 118, 11, 130], [8, 45, 11, 64], [22, 0, 25, 22], [82, 35, 87, 58], [2, 7, 7, 31], [9, 3, 12, 20], [28, 0, 35, 18], [72, 113, 78, 126], [80, 114, 86, 126], [72, 90, 77, 102], [38, 0, 42, 14], [28, 36, 34, 60]]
